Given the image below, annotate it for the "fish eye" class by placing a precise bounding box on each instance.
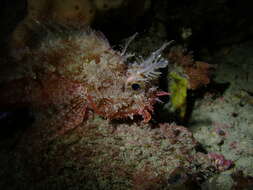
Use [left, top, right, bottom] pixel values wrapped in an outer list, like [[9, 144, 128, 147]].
[[131, 83, 141, 90]]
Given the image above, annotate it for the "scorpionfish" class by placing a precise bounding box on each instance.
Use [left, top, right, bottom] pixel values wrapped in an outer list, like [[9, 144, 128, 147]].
[[0, 25, 170, 133]]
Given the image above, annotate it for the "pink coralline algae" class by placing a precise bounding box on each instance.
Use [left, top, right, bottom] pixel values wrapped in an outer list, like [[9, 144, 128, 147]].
[[0, 26, 170, 133], [208, 152, 233, 171]]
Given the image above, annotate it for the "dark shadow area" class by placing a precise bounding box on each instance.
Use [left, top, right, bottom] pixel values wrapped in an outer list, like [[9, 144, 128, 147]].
[[0, 108, 33, 139]]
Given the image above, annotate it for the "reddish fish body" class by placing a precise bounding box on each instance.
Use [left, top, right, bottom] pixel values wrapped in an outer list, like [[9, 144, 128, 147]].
[[0, 27, 170, 133]]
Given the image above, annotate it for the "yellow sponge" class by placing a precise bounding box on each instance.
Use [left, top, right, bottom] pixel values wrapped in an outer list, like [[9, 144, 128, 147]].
[[169, 71, 188, 118]]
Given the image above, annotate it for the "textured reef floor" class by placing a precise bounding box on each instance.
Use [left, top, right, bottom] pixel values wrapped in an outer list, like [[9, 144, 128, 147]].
[[190, 41, 253, 189], [0, 116, 213, 189]]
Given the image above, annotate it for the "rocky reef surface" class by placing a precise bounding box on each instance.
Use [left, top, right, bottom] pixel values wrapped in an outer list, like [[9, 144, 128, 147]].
[[190, 42, 253, 189], [0, 0, 253, 189]]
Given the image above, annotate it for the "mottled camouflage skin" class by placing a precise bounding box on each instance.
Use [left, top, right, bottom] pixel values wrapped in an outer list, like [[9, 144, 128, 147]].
[[0, 27, 169, 133]]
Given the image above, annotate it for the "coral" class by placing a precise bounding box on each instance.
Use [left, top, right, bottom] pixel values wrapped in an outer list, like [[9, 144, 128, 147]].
[[10, 0, 96, 49], [168, 46, 213, 90], [163, 46, 213, 119], [208, 152, 233, 171], [6, 116, 223, 189], [9, 0, 150, 51], [29, 0, 96, 24], [0, 26, 170, 135], [186, 61, 212, 90]]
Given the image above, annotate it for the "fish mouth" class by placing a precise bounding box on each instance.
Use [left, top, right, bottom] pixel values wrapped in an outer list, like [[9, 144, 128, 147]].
[[87, 94, 153, 122], [135, 91, 170, 122], [107, 101, 155, 123], [134, 91, 170, 122], [87, 90, 170, 122], [106, 108, 152, 123]]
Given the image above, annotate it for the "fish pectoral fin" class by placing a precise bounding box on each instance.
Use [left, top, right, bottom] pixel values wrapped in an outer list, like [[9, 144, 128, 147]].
[[52, 99, 87, 136]]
